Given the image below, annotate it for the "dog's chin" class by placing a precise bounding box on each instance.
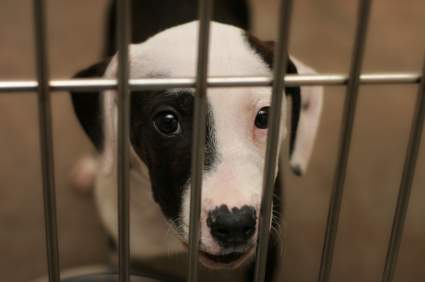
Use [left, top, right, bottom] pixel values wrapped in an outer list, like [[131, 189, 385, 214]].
[[179, 240, 254, 269], [198, 247, 255, 269]]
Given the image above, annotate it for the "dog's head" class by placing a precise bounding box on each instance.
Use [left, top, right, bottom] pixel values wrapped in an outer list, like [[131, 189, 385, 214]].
[[71, 21, 323, 268]]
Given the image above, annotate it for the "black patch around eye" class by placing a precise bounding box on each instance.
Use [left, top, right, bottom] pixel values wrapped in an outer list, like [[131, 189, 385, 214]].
[[130, 90, 217, 220], [255, 106, 269, 129]]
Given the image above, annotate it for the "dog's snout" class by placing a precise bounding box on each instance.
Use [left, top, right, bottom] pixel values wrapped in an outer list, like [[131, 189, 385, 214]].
[[207, 205, 256, 247]]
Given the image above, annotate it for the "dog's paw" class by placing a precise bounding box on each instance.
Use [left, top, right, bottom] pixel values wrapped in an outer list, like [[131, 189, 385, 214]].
[[70, 156, 98, 193]]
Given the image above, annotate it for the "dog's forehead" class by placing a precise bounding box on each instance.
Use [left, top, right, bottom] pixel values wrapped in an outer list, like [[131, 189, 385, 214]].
[[124, 21, 271, 78]]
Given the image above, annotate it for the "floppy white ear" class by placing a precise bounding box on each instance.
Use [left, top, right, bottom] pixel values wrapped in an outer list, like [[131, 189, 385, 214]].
[[289, 57, 324, 176], [100, 57, 119, 175]]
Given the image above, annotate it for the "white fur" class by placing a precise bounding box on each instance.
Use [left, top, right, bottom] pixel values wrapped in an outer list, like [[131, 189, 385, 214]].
[[181, 86, 286, 255]]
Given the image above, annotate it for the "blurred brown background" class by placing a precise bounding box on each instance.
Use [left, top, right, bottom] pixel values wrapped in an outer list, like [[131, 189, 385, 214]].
[[0, 0, 424, 281]]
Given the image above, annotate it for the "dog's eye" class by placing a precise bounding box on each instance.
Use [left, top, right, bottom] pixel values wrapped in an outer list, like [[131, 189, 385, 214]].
[[153, 111, 181, 135], [255, 106, 269, 129]]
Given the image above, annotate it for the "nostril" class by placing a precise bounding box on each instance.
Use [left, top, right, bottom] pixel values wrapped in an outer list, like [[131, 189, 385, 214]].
[[215, 227, 231, 238], [243, 226, 255, 237]]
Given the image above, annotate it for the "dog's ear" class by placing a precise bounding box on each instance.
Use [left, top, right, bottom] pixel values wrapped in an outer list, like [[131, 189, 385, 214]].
[[245, 34, 323, 176], [287, 59, 323, 176], [70, 59, 111, 151]]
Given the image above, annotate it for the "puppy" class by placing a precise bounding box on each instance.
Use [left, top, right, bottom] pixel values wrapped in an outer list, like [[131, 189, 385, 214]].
[[70, 1, 323, 281]]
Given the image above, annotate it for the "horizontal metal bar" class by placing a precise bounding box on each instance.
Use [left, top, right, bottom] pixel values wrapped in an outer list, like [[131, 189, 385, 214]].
[[0, 73, 420, 93]]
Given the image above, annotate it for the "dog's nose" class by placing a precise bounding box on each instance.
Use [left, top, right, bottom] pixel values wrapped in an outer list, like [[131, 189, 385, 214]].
[[207, 205, 257, 247]]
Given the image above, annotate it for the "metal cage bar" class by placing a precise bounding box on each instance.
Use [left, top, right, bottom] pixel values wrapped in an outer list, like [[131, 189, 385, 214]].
[[254, 0, 293, 281], [381, 54, 425, 282], [318, 1, 372, 281], [187, 1, 214, 282], [33, 0, 61, 281], [116, 0, 132, 281], [0, 73, 420, 94]]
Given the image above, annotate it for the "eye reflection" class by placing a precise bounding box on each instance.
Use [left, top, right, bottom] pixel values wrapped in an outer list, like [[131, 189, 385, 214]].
[[255, 106, 269, 129]]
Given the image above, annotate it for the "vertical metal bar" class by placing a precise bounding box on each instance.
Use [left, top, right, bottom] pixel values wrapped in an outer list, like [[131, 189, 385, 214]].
[[253, 0, 293, 281], [318, 1, 372, 282], [187, 0, 214, 281], [381, 54, 425, 282], [33, 0, 60, 281], [116, 0, 131, 281]]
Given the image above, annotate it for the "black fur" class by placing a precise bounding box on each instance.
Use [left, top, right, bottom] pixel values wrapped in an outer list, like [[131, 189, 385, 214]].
[[105, 0, 250, 56], [71, 59, 110, 150], [130, 90, 217, 220]]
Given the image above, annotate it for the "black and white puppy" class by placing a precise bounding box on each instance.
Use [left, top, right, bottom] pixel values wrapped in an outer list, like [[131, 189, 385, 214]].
[[70, 0, 323, 281]]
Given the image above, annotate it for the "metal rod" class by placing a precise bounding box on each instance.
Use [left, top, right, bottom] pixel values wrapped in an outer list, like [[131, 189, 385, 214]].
[[116, 0, 131, 281], [0, 73, 421, 93], [254, 0, 293, 281], [33, 0, 60, 281], [381, 54, 425, 282], [187, 1, 213, 281], [318, 1, 372, 281]]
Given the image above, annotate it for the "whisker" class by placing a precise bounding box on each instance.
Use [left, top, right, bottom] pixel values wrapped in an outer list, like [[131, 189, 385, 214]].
[[165, 223, 173, 257], [271, 212, 284, 256], [270, 224, 284, 255]]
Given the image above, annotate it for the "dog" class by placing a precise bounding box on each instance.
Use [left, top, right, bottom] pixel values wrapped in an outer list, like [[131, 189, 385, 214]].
[[70, 0, 323, 281]]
